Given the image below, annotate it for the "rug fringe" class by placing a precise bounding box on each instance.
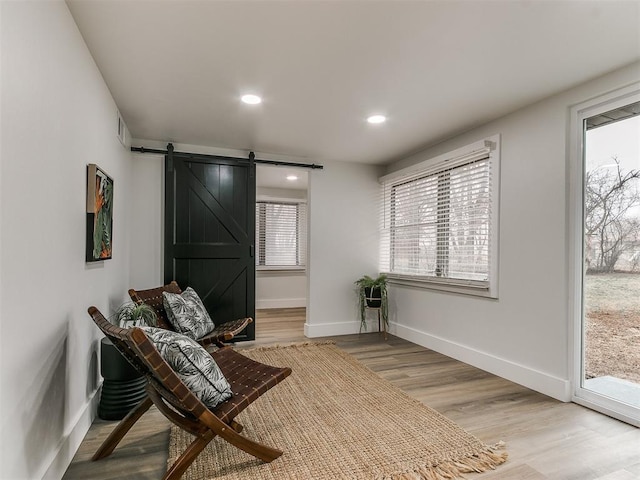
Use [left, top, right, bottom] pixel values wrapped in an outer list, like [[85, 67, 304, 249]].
[[381, 442, 508, 480], [242, 340, 336, 352]]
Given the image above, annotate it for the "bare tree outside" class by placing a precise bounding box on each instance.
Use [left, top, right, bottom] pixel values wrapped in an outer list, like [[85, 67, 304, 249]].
[[584, 157, 640, 273], [583, 110, 640, 390]]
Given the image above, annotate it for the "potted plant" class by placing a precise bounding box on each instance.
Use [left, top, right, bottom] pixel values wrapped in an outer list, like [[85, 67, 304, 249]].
[[354, 274, 388, 332], [114, 302, 158, 328], [98, 302, 158, 420]]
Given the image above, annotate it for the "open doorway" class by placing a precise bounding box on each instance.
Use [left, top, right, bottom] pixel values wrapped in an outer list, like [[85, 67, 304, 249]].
[[573, 93, 640, 426], [255, 165, 308, 325]]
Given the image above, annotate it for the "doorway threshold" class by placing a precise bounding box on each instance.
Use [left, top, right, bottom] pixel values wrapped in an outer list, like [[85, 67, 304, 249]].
[[584, 376, 640, 408]]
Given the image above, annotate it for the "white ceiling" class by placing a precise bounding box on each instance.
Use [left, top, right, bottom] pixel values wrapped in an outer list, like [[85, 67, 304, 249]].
[[257, 164, 308, 190], [66, 0, 640, 166]]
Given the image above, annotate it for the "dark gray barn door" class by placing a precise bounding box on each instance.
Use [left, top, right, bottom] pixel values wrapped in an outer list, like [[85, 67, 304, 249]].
[[165, 145, 256, 341]]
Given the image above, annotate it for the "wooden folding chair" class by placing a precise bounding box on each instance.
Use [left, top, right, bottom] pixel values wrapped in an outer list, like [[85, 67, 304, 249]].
[[88, 306, 291, 479], [129, 281, 252, 348]]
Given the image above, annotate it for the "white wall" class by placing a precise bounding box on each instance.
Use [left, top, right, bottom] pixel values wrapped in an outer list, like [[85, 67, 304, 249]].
[[256, 271, 307, 309], [384, 62, 640, 401], [129, 153, 164, 289], [306, 161, 382, 336], [0, 2, 133, 478]]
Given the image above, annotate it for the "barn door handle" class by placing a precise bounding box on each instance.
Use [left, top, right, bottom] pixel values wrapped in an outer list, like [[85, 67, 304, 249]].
[[250, 245, 254, 257]]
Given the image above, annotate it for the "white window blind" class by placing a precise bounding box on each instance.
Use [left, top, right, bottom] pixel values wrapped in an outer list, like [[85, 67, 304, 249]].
[[380, 142, 497, 290], [256, 201, 307, 268]]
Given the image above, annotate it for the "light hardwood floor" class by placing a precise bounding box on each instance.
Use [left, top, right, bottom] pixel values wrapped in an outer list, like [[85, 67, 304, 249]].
[[63, 308, 640, 480]]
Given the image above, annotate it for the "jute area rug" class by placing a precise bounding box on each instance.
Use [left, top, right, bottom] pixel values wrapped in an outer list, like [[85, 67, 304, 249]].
[[168, 342, 507, 480]]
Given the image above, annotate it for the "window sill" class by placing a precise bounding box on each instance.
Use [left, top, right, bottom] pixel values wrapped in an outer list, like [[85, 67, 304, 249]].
[[257, 267, 306, 276], [386, 274, 497, 299]]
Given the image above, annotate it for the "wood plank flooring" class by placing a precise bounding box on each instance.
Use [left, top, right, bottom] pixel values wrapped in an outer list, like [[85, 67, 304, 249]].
[[63, 308, 640, 479]]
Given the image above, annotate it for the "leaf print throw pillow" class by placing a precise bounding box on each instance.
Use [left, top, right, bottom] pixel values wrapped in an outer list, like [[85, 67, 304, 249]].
[[140, 327, 232, 409], [162, 287, 216, 340]]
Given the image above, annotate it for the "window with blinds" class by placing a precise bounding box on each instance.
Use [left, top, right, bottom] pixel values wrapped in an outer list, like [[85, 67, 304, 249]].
[[256, 201, 307, 268], [380, 137, 499, 295]]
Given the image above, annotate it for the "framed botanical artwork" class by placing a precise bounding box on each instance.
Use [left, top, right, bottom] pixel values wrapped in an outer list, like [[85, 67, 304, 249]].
[[86, 164, 114, 261]]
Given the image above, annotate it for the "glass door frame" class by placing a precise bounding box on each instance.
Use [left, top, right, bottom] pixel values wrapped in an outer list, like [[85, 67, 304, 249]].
[[569, 83, 640, 427]]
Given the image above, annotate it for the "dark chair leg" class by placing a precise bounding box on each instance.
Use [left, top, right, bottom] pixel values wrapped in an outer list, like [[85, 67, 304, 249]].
[[164, 431, 215, 480], [92, 396, 153, 460], [216, 423, 283, 462]]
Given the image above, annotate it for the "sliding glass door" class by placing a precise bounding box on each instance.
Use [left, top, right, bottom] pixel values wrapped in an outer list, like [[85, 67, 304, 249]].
[[572, 89, 640, 426]]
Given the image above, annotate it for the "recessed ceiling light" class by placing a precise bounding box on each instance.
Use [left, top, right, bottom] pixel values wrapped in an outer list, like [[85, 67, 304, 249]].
[[367, 114, 386, 124], [241, 94, 262, 105], [286, 175, 298, 181]]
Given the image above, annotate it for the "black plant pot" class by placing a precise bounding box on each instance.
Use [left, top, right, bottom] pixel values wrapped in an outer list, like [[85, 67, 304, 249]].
[[364, 286, 382, 308], [98, 337, 147, 420]]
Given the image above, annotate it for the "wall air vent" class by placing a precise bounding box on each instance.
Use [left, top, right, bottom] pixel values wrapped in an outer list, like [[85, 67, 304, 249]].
[[116, 109, 129, 147]]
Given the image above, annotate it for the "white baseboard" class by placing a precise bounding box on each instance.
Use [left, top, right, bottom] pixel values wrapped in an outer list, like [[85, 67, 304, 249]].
[[393, 323, 572, 402], [41, 387, 101, 480], [298, 318, 571, 402], [256, 298, 306, 309], [305, 320, 359, 337], [304, 318, 382, 338]]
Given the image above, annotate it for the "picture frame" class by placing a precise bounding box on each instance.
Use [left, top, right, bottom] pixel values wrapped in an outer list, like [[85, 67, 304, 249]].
[[86, 164, 114, 262]]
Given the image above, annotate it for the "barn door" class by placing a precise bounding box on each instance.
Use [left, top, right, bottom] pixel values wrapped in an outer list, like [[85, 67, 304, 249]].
[[165, 145, 256, 341]]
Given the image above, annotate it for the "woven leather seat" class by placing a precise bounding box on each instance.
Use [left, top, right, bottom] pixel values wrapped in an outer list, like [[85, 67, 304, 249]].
[[210, 347, 287, 424], [88, 306, 291, 480], [129, 281, 252, 348]]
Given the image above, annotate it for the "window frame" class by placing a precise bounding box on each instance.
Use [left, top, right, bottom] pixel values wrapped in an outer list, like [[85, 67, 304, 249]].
[[255, 199, 307, 272], [379, 135, 501, 298]]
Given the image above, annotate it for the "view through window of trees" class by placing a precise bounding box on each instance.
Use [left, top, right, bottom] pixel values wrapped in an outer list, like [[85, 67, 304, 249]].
[[585, 159, 640, 274], [583, 103, 640, 391]]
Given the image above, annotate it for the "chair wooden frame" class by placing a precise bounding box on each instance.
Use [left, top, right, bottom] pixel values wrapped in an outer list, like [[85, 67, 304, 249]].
[[88, 306, 291, 479], [128, 281, 252, 348]]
